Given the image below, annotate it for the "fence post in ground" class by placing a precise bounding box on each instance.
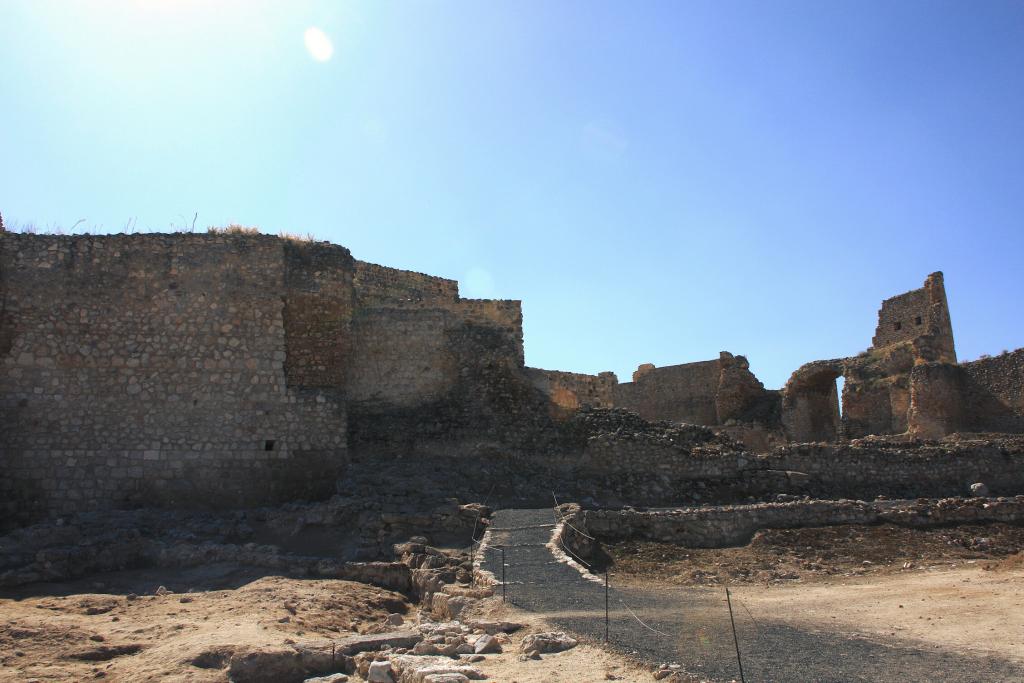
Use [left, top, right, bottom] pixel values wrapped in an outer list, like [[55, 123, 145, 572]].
[[501, 546, 506, 604], [725, 586, 746, 683], [605, 571, 609, 643]]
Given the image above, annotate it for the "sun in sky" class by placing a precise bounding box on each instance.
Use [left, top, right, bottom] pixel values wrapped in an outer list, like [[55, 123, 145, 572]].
[[303, 26, 333, 62]]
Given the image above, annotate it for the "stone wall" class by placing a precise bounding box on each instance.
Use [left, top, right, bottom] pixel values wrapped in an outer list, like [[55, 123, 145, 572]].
[[523, 368, 617, 413], [0, 233, 348, 524], [283, 241, 354, 388], [960, 350, 1024, 431], [563, 497, 1024, 552], [871, 271, 956, 363], [909, 351, 1024, 437], [353, 261, 459, 307], [610, 352, 775, 429], [614, 358, 721, 424]]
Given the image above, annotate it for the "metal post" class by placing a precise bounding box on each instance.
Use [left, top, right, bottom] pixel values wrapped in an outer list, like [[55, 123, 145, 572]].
[[604, 571, 609, 643], [501, 546, 506, 604], [725, 587, 745, 683]]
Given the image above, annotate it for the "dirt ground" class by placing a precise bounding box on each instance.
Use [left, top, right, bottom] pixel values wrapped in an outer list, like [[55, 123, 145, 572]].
[[0, 564, 410, 682], [605, 522, 1024, 668], [0, 563, 653, 683], [733, 566, 1024, 665], [462, 600, 653, 683], [606, 522, 1024, 586]]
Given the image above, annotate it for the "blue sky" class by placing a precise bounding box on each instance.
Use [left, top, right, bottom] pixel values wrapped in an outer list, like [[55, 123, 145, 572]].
[[2, 1, 1023, 388]]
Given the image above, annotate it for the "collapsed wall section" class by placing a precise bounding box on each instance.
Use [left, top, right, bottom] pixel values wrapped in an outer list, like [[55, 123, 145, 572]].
[[0, 234, 349, 524]]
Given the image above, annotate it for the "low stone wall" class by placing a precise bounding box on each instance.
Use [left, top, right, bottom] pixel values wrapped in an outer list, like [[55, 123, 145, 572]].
[[562, 497, 1024, 553]]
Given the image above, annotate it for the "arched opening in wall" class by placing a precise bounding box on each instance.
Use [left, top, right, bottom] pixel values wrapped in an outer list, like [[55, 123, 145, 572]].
[[835, 376, 846, 420], [783, 364, 845, 443]]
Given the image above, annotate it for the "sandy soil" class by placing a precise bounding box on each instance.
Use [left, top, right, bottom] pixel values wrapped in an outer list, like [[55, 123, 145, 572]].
[[605, 522, 1024, 586], [0, 564, 654, 683], [0, 566, 409, 682], [606, 523, 1024, 666], [462, 600, 654, 683], [732, 566, 1024, 664]]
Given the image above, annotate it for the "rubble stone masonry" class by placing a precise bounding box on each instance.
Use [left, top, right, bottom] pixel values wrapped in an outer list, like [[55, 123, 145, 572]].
[[0, 233, 349, 522]]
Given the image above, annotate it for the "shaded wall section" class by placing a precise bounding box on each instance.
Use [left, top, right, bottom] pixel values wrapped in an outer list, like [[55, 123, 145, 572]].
[[909, 350, 1024, 438], [0, 234, 349, 524]]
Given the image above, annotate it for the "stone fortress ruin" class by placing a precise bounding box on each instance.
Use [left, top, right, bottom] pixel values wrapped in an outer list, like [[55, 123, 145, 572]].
[[3, 229, 1024, 682], [2, 231, 1024, 524]]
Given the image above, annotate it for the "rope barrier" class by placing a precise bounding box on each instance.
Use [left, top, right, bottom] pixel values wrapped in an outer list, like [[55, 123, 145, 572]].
[[615, 595, 674, 638], [551, 491, 595, 539]]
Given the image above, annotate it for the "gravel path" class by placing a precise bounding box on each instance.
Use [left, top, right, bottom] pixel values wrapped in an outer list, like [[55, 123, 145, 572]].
[[479, 509, 1024, 682]]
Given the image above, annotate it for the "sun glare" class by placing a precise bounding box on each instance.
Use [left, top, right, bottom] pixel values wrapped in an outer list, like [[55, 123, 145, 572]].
[[304, 27, 334, 62]]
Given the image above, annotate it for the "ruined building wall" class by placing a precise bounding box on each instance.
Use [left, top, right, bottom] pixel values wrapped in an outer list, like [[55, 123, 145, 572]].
[[611, 352, 775, 428], [523, 368, 617, 412], [871, 271, 956, 362], [613, 359, 722, 424], [344, 259, 535, 457], [346, 261, 525, 407], [0, 234, 349, 524], [784, 273, 959, 443], [353, 260, 459, 307], [909, 350, 1024, 438], [960, 350, 1024, 424]]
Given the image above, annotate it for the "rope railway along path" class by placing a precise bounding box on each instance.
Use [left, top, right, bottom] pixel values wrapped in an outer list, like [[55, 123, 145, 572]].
[[478, 509, 1024, 683]]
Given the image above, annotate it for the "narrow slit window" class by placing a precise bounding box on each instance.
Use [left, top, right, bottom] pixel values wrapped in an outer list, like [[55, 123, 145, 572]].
[[894, 321, 902, 331], [264, 440, 276, 452], [915, 316, 922, 325]]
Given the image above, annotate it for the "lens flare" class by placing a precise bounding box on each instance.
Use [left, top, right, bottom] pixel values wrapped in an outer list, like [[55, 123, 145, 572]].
[[304, 27, 334, 62]]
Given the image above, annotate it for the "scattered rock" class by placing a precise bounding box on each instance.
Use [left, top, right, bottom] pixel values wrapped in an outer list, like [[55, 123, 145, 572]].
[[386, 613, 405, 626], [473, 634, 501, 654], [465, 620, 523, 634], [367, 660, 394, 683], [520, 631, 577, 656], [970, 482, 990, 497], [386, 654, 485, 682]]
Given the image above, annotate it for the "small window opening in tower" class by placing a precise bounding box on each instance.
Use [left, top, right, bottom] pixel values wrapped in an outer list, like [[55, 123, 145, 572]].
[[835, 376, 845, 420], [915, 316, 922, 325], [264, 440, 276, 451], [894, 321, 902, 331]]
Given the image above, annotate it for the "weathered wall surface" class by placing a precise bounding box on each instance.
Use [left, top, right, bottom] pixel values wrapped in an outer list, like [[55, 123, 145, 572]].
[[342, 259, 538, 463], [353, 261, 459, 307], [283, 242, 354, 388], [614, 359, 721, 424], [909, 351, 1024, 437], [523, 368, 617, 413], [0, 234, 349, 524], [871, 271, 956, 363], [960, 350, 1024, 430], [564, 497, 1024, 553], [783, 272, 961, 443]]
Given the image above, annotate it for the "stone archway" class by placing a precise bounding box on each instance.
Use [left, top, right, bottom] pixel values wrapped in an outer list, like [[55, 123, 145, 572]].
[[781, 360, 848, 443]]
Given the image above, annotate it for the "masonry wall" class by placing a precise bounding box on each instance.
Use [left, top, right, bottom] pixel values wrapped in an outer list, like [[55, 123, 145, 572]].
[[568, 498, 1024, 551], [353, 261, 459, 307], [613, 359, 722, 424], [909, 350, 1024, 437], [960, 350, 1024, 430], [871, 272, 956, 362], [346, 260, 525, 408], [0, 234, 349, 524], [345, 259, 534, 457], [523, 368, 616, 412]]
